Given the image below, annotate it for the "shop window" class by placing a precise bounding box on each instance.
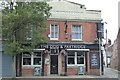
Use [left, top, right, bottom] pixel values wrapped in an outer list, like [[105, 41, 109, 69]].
[[22, 51, 42, 66], [72, 25, 82, 41], [50, 24, 59, 40], [77, 53, 84, 64], [33, 52, 41, 65], [23, 52, 31, 65], [68, 52, 84, 65], [68, 53, 75, 65]]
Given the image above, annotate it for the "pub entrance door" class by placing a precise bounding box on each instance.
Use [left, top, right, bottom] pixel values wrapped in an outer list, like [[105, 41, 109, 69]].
[[50, 55, 58, 74]]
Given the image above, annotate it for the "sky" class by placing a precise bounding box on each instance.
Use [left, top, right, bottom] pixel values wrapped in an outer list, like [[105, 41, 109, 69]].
[[68, 0, 119, 44]]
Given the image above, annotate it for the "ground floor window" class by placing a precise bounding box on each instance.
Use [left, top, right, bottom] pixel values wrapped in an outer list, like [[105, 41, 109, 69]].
[[68, 52, 84, 65], [33, 52, 41, 65], [23, 52, 31, 65], [68, 53, 75, 64], [22, 51, 42, 66]]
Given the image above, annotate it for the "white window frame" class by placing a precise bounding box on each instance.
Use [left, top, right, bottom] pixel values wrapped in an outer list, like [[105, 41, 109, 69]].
[[22, 52, 32, 66], [67, 52, 85, 66], [50, 24, 59, 40], [72, 25, 82, 41], [22, 49, 45, 67], [33, 52, 42, 66]]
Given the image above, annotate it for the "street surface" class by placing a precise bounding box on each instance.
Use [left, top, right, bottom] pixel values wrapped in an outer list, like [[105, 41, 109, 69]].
[[2, 67, 120, 80]]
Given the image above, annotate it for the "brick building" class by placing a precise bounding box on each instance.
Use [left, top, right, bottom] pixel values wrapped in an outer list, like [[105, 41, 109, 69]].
[[19, 0, 104, 76], [109, 28, 120, 71]]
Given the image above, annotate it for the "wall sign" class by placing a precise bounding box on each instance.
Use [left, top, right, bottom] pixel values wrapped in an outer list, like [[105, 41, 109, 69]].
[[90, 52, 100, 69]]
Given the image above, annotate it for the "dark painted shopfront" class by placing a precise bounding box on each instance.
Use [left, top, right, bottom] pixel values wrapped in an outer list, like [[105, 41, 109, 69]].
[[16, 42, 101, 76]]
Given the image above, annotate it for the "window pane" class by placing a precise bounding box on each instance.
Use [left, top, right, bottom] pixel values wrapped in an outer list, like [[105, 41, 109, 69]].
[[72, 26, 76, 31], [55, 32, 58, 38], [72, 33, 76, 39], [23, 52, 31, 58], [68, 52, 75, 56], [34, 52, 41, 57], [51, 26, 54, 31], [77, 33, 81, 39], [77, 57, 84, 64], [72, 25, 82, 39], [68, 57, 75, 64], [55, 26, 58, 32], [34, 58, 41, 65], [23, 58, 31, 65], [51, 32, 54, 38]]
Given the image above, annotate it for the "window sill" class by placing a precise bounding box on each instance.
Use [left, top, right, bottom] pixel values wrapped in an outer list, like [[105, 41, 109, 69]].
[[72, 39, 83, 41], [50, 38, 58, 41], [22, 65, 42, 68], [67, 64, 84, 67]]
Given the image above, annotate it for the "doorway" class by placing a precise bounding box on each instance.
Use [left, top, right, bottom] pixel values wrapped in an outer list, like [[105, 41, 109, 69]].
[[50, 55, 58, 74]]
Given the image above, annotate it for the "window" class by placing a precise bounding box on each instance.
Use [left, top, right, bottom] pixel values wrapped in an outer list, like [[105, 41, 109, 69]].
[[22, 51, 42, 66], [72, 25, 82, 40], [67, 52, 84, 65], [50, 24, 59, 40], [23, 52, 31, 65], [77, 53, 84, 64], [33, 52, 41, 65], [68, 53, 75, 64]]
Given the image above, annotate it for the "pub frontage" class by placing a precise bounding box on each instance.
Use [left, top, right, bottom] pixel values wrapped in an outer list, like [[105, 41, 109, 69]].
[[20, 42, 100, 76], [15, 0, 104, 77]]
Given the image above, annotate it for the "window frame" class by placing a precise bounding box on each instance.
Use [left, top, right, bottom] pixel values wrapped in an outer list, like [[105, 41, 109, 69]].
[[72, 25, 82, 41], [50, 24, 59, 40], [22, 52, 32, 66], [22, 51, 42, 67], [33, 52, 42, 66], [67, 52, 85, 66]]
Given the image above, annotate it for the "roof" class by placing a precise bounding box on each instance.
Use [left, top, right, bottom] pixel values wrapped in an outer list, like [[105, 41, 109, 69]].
[[47, 0, 102, 22]]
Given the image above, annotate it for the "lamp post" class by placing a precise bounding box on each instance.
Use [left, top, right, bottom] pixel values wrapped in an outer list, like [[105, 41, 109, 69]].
[[97, 22, 107, 75]]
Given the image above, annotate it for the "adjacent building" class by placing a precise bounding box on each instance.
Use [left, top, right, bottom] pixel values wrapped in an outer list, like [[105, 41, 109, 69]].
[[20, 0, 104, 76]]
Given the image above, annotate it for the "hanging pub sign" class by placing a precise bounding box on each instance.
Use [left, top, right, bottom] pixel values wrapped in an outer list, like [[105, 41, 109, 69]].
[[90, 52, 100, 69]]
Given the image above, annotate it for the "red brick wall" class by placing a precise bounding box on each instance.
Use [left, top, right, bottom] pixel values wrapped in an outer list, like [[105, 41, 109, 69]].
[[22, 68, 34, 76], [44, 20, 97, 42], [67, 67, 78, 75]]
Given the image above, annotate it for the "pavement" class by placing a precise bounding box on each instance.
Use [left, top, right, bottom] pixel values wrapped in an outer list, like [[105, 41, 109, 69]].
[[1, 67, 120, 80]]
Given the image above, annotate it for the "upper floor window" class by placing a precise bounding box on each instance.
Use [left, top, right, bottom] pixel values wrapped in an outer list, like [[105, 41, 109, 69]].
[[50, 24, 59, 40], [72, 25, 82, 41]]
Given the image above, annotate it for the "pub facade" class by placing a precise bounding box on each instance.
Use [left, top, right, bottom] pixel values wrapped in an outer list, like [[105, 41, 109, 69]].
[[19, 0, 103, 76]]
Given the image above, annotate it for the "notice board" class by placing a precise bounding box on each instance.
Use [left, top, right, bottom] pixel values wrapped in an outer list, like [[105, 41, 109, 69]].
[[90, 52, 100, 69]]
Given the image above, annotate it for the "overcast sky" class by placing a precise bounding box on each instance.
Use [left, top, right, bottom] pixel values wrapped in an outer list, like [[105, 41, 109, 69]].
[[68, 0, 119, 44]]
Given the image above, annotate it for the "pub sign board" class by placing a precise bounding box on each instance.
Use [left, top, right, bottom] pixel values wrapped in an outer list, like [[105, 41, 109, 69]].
[[90, 52, 100, 69]]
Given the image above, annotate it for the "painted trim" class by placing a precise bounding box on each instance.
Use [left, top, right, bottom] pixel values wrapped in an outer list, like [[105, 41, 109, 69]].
[[67, 49, 89, 51], [33, 49, 45, 51]]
